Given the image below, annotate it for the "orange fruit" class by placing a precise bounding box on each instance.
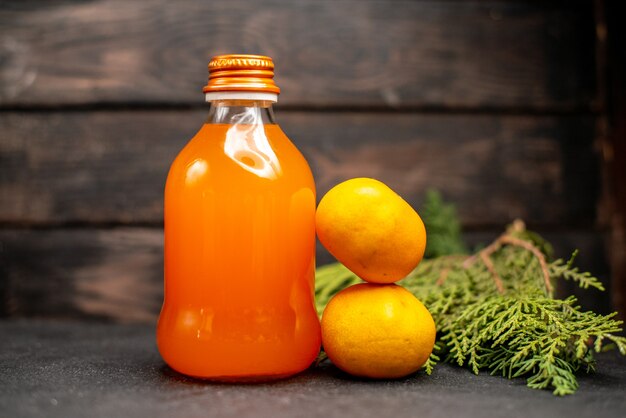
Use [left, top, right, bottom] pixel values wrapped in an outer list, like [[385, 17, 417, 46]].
[[321, 283, 436, 379], [316, 178, 426, 283]]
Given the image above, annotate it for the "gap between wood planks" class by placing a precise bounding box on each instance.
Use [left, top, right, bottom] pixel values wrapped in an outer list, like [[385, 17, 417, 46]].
[[0, 103, 602, 116], [0, 222, 606, 232]]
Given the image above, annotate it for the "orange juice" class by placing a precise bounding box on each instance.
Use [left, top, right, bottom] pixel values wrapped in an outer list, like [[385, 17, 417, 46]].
[[157, 55, 321, 380]]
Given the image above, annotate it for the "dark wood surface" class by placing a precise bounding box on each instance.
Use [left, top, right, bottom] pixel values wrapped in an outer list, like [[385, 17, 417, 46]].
[[0, 0, 619, 321], [604, 0, 626, 329], [0, 228, 610, 322], [0, 111, 597, 226], [0, 0, 596, 109], [1, 320, 625, 418]]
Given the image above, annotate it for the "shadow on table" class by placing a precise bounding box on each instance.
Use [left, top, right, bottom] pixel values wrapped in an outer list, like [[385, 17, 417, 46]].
[[155, 359, 429, 387], [156, 363, 333, 387]]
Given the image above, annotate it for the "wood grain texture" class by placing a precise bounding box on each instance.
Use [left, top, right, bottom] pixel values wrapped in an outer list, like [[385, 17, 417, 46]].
[[0, 228, 610, 322], [0, 111, 598, 226], [0, 228, 163, 322], [0, 0, 596, 109]]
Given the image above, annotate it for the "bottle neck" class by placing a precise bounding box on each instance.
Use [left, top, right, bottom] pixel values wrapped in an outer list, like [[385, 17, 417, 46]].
[[206, 99, 276, 125]]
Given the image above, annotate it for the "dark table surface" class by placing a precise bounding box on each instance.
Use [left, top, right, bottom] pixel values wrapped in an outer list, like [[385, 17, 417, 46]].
[[1, 320, 625, 418]]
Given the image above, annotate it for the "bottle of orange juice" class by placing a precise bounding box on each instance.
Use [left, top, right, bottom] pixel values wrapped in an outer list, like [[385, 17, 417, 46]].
[[157, 55, 321, 380]]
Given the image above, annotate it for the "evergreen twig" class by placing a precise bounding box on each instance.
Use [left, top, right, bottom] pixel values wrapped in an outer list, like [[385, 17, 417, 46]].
[[315, 194, 625, 395]]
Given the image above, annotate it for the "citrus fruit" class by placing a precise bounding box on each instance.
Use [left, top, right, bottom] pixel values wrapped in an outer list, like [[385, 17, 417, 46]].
[[316, 178, 426, 283], [321, 283, 436, 379]]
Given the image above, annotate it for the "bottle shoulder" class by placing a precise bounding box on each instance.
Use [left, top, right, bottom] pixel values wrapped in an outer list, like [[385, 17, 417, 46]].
[[166, 123, 314, 193]]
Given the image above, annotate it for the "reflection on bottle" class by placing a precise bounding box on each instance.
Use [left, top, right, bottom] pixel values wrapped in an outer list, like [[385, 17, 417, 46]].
[[223, 107, 282, 180], [185, 158, 208, 185]]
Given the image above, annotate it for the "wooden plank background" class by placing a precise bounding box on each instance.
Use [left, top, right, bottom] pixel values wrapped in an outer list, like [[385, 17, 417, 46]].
[[1, 0, 619, 322], [0, 0, 596, 109], [0, 228, 610, 322], [0, 112, 597, 225]]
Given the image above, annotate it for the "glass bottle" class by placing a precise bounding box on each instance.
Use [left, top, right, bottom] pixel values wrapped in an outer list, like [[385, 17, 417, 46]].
[[157, 55, 321, 380]]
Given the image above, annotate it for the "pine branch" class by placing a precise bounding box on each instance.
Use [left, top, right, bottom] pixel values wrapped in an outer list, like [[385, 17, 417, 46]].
[[315, 222, 626, 396], [421, 190, 467, 258], [549, 252, 605, 291]]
